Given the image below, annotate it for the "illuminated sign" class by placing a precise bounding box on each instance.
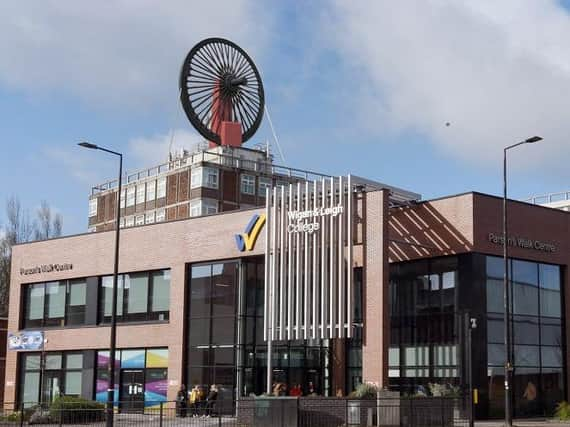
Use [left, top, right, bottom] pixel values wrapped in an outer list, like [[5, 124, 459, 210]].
[[235, 213, 266, 252]]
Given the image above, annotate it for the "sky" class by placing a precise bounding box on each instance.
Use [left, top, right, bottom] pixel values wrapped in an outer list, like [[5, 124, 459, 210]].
[[1, 1, 570, 235]]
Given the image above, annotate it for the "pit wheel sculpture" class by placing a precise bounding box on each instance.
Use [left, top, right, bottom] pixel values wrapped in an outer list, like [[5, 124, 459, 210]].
[[179, 37, 265, 145]]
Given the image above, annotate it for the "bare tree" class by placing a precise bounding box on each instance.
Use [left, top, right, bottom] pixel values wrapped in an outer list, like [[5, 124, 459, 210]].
[[0, 197, 63, 316]]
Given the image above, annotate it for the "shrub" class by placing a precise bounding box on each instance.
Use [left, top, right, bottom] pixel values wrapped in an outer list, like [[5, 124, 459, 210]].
[[555, 401, 570, 421], [49, 396, 105, 424], [353, 383, 379, 399], [427, 383, 460, 398]]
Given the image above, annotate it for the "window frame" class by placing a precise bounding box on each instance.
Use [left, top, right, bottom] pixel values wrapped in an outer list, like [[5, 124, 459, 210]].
[[241, 174, 255, 195], [88, 198, 97, 217], [157, 177, 167, 199], [22, 280, 87, 330], [126, 187, 136, 207], [136, 183, 145, 205]]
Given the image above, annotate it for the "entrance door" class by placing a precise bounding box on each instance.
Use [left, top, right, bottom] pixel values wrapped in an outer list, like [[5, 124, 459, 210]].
[[120, 370, 145, 413], [42, 371, 61, 404]]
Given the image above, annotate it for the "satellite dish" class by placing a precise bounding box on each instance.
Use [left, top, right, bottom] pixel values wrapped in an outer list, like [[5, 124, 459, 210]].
[[179, 38, 265, 145]]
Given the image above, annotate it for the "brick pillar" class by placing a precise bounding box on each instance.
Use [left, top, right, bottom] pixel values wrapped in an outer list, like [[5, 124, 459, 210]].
[[362, 189, 389, 387]]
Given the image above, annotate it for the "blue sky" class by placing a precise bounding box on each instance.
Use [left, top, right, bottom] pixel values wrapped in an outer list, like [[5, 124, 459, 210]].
[[1, 1, 570, 235]]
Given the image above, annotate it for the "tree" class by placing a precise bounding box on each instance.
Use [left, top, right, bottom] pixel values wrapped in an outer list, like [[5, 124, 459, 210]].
[[0, 197, 63, 316]]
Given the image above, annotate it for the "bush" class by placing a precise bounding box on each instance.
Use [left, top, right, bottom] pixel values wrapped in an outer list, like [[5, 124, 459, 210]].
[[49, 396, 105, 424], [353, 383, 379, 399], [555, 401, 570, 421], [427, 383, 460, 398]]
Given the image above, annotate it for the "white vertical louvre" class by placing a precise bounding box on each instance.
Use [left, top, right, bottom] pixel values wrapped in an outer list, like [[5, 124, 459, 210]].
[[264, 176, 354, 342]]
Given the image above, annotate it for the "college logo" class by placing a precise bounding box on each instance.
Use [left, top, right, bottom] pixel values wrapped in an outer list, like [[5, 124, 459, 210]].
[[235, 213, 266, 252]]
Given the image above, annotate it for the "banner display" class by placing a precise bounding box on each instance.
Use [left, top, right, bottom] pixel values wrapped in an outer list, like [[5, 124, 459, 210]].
[[8, 331, 44, 350], [264, 175, 354, 341]]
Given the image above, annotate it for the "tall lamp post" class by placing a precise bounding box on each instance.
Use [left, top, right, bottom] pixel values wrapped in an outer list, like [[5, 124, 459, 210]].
[[79, 142, 122, 427], [503, 136, 542, 427]]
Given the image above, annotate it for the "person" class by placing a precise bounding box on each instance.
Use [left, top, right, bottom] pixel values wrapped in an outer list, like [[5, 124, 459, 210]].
[[308, 381, 316, 396], [188, 385, 200, 417], [290, 384, 302, 397], [273, 382, 283, 397], [336, 387, 344, 398], [523, 381, 538, 415], [205, 384, 218, 417], [175, 385, 188, 418]]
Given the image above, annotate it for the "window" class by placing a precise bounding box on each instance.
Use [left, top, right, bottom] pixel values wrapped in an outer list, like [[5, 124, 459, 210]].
[[66, 280, 86, 325], [156, 208, 165, 223], [88, 198, 97, 217], [20, 352, 83, 406], [125, 216, 134, 227], [119, 218, 125, 228], [120, 189, 126, 209], [126, 187, 136, 207], [191, 167, 219, 189], [190, 199, 218, 217], [136, 184, 145, 205], [258, 177, 272, 196], [22, 280, 86, 329], [145, 211, 155, 224], [241, 175, 255, 195], [135, 215, 144, 226], [157, 177, 166, 199], [99, 270, 170, 324], [146, 180, 156, 201]]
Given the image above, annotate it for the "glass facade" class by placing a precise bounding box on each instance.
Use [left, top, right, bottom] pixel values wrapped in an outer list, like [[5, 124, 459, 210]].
[[389, 253, 565, 419], [22, 280, 86, 329], [19, 352, 84, 407], [389, 257, 460, 392], [187, 258, 330, 400], [485, 256, 564, 418], [98, 269, 170, 323], [95, 348, 168, 409]]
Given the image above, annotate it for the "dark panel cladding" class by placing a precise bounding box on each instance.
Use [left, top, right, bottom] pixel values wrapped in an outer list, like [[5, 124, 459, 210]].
[[178, 171, 189, 202], [85, 276, 99, 326], [167, 174, 178, 205], [81, 350, 96, 400], [222, 171, 237, 203]]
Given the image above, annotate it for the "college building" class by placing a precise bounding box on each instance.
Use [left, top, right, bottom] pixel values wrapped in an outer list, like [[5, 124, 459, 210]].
[[3, 143, 568, 420]]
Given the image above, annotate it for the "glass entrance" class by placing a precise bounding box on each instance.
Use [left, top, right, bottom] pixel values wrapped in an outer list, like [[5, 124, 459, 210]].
[[42, 371, 61, 404], [120, 369, 145, 413]]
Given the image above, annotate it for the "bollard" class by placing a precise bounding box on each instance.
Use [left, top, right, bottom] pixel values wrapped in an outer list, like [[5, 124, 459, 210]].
[[159, 402, 163, 427]]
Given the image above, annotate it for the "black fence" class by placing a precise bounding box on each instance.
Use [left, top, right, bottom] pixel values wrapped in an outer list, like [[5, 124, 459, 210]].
[[0, 396, 471, 426]]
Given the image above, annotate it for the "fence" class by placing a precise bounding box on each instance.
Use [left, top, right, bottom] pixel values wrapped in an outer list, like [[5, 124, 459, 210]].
[[0, 396, 471, 426]]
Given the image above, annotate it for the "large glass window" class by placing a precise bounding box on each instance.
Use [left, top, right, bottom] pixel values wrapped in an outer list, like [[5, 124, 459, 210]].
[[157, 177, 167, 199], [191, 167, 219, 189], [485, 256, 564, 417], [146, 180, 156, 201], [389, 257, 459, 391], [99, 269, 170, 324], [126, 187, 136, 207], [88, 198, 97, 217], [23, 280, 86, 329], [20, 352, 83, 406]]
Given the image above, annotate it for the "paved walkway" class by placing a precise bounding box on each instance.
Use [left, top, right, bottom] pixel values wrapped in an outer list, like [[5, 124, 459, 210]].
[[476, 419, 569, 427]]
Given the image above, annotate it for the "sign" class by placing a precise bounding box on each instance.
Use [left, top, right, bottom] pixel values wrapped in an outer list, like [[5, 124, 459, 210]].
[[487, 233, 556, 253], [8, 331, 44, 350], [20, 263, 73, 276], [235, 213, 266, 252], [287, 205, 343, 234], [265, 176, 354, 342]]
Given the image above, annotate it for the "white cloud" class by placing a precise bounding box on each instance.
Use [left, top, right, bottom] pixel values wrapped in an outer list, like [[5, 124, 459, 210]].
[[128, 129, 203, 167], [327, 0, 570, 172], [0, 1, 272, 110]]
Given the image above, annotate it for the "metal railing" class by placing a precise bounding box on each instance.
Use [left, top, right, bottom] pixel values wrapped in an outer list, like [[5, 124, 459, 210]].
[[90, 150, 331, 196], [1, 396, 470, 426], [525, 190, 570, 206]]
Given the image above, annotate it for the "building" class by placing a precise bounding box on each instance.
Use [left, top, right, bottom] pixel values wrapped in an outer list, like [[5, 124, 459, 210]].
[[88, 145, 328, 232], [0, 317, 6, 403], [4, 177, 568, 419]]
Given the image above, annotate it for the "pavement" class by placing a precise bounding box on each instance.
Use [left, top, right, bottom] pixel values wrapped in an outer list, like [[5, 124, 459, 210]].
[[476, 420, 569, 427]]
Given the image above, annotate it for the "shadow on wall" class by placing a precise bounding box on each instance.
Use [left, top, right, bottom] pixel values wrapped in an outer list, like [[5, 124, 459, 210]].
[[389, 200, 472, 262]]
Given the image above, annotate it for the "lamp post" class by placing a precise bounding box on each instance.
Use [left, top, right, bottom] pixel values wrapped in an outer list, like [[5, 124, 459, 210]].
[[78, 142, 122, 427], [503, 136, 542, 427]]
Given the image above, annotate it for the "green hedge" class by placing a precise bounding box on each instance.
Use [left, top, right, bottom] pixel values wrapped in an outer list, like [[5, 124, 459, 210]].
[[49, 396, 105, 424]]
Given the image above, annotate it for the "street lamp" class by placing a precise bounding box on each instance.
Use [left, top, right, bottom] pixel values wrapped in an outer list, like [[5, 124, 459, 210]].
[[78, 142, 122, 427], [503, 135, 542, 427]]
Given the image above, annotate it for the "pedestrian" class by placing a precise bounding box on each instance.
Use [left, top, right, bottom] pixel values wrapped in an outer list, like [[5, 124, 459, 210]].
[[205, 384, 218, 417], [176, 385, 188, 417]]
